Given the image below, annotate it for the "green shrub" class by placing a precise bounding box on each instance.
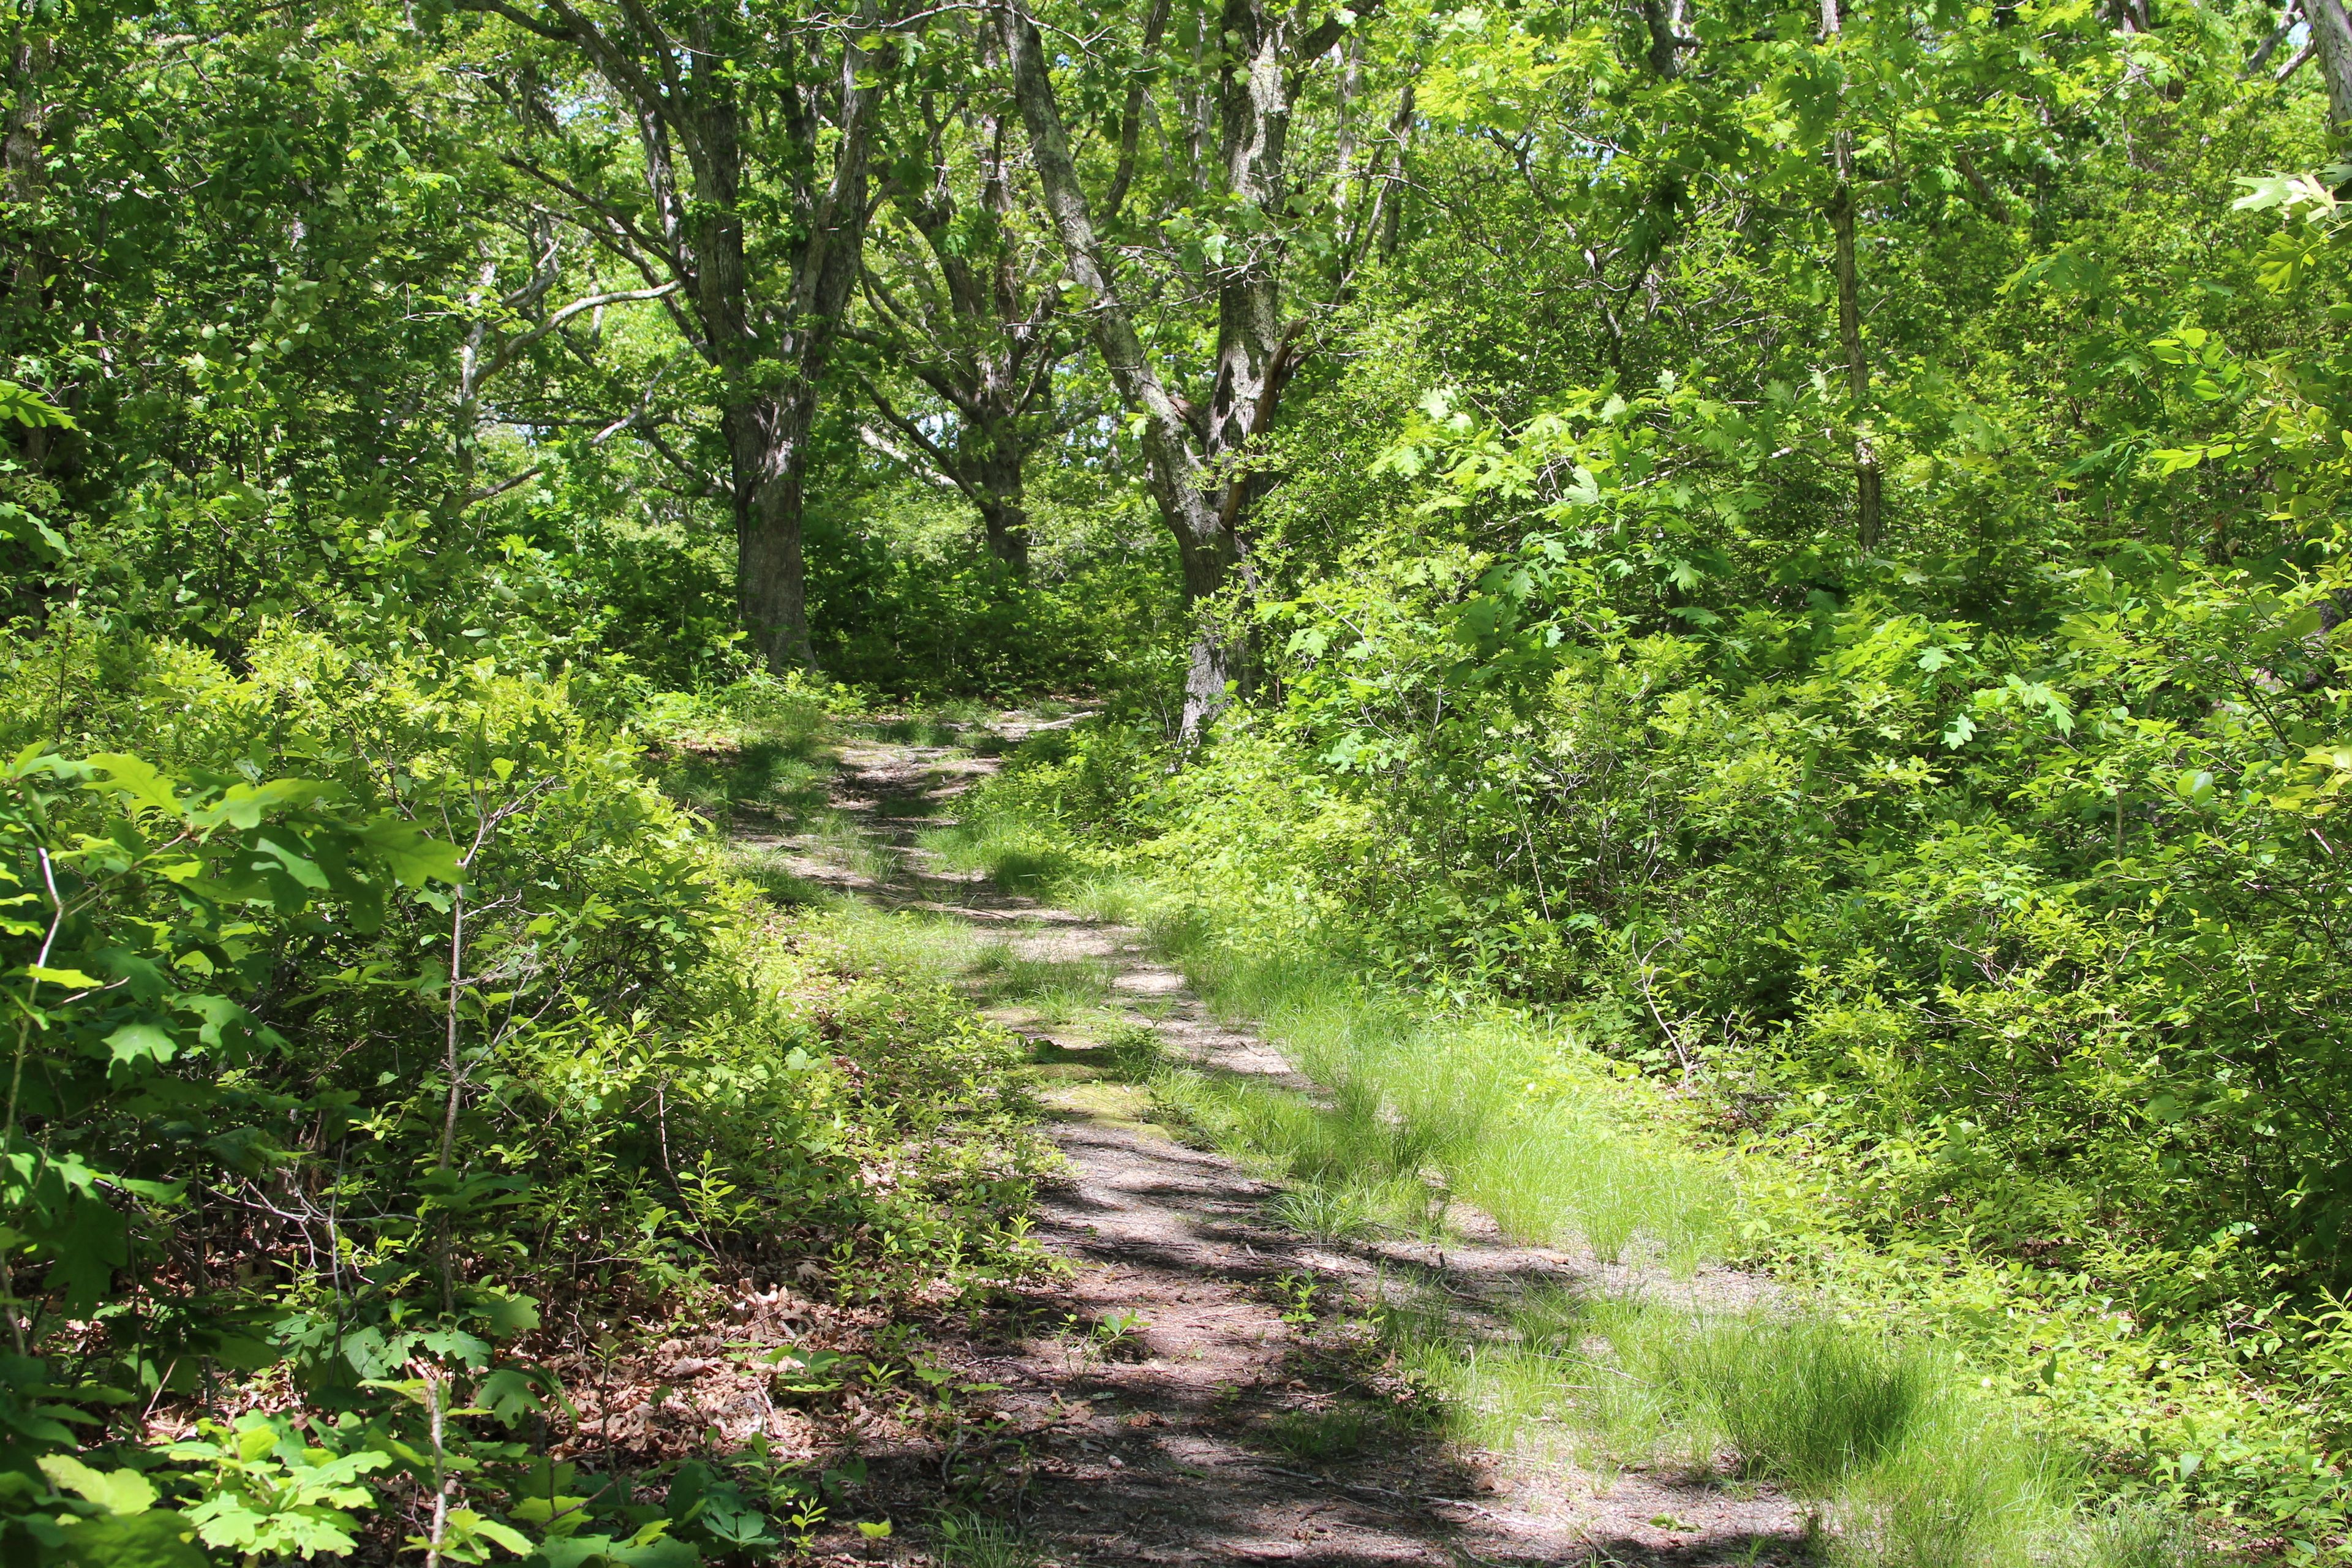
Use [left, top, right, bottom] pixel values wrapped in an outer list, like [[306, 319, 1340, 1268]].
[[0, 627, 1045, 1562]]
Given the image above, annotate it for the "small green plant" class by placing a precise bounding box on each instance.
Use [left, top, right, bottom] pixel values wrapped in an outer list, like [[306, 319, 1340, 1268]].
[[1273, 1272, 1321, 1325], [1100, 1020, 1163, 1077], [1094, 1308, 1153, 1360]]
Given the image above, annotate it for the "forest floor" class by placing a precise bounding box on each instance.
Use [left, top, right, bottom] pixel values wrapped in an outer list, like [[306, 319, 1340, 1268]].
[[741, 720, 1815, 1567]]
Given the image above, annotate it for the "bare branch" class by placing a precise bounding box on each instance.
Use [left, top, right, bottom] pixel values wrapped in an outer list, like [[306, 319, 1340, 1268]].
[[468, 281, 682, 398], [858, 424, 965, 491]]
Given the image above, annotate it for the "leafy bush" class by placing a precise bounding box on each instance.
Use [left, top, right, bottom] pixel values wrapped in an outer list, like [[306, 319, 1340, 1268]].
[[0, 627, 1044, 1563]]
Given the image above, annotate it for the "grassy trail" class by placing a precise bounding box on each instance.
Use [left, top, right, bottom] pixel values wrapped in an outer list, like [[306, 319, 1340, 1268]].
[[747, 719, 1827, 1566]]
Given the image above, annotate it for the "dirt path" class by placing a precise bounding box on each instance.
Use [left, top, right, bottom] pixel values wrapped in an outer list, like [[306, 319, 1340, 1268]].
[[751, 729, 1809, 1567]]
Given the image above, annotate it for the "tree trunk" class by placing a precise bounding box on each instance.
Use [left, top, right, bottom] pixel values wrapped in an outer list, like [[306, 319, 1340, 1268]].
[[755, 26, 874, 671], [971, 423, 1031, 575], [998, 0, 1242, 734], [1639, 0, 1687, 78], [2310, 0, 2352, 133], [1203, 0, 1294, 532], [1829, 182, 1882, 553], [728, 394, 818, 669]]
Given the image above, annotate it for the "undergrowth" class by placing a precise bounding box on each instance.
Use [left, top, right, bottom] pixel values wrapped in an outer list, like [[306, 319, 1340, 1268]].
[[0, 642, 1051, 1564], [928, 723, 2297, 1559]]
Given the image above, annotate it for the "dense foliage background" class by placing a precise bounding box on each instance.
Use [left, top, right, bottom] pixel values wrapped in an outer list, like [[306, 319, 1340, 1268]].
[[6, 0, 2352, 1556]]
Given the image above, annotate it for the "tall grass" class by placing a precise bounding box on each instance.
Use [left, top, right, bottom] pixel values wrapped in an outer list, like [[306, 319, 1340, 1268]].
[[916, 816, 1076, 892], [1386, 1290, 2188, 1566], [1137, 907, 1738, 1270]]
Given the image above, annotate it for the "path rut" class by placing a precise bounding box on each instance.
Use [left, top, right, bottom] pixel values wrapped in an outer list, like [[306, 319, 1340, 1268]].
[[750, 728, 1810, 1567]]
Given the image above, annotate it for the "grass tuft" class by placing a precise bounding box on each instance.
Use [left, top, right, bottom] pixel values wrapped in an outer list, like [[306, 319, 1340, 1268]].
[[1268, 1182, 1382, 1242], [2064, 1504, 2208, 1568], [1681, 1317, 1935, 1491], [1065, 875, 1153, 926], [720, 843, 826, 908], [916, 816, 1075, 892], [1262, 1405, 1375, 1461], [970, 949, 1116, 1009], [934, 1508, 1039, 1568]]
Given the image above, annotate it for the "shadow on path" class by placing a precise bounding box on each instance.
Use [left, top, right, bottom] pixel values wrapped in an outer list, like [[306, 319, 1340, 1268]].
[[769, 726, 1812, 1567]]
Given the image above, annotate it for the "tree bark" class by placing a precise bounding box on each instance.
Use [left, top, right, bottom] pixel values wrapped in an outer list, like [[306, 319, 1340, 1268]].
[[2244, 7, 2296, 77], [998, 0, 1242, 732], [1203, 0, 1295, 528], [970, 420, 1031, 575], [1639, 0, 1689, 78], [727, 392, 819, 669], [2309, 0, 2352, 134], [467, 0, 879, 671]]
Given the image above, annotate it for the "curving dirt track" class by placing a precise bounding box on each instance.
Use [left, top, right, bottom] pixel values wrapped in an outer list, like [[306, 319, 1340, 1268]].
[[756, 729, 1810, 1567]]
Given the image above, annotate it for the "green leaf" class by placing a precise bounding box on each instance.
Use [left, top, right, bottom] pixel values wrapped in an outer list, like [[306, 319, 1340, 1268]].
[[477, 1293, 541, 1338], [36, 1197, 128, 1316], [532, 1531, 699, 1568], [475, 1369, 544, 1426], [211, 778, 337, 830], [104, 1023, 178, 1068], [84, 756, 186, 820], [55, 1510, 204, 1568], [447, 1507, 536, 1556], [254, 834, 331, 891], [355, 815, 462, 888], [24, 966, 104, 990], [0, 381, 72, 429], [39, 1454, 157, 1514]]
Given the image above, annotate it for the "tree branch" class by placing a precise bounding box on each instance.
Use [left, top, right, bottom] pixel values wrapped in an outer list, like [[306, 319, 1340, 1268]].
[[470, 281, 682, 399], [858, 424, 966, 492], [2245, 7, 2301, 76]]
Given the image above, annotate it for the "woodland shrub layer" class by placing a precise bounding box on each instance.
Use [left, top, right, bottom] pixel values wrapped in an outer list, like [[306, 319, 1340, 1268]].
[[955, 181, 2352, 1523], [0, 629, 1046, 1565]]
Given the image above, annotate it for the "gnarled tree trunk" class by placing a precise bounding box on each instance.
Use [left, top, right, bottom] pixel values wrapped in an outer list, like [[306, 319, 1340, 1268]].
[[468, 0, 878, 671], [998, 0, 1346, 735]]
